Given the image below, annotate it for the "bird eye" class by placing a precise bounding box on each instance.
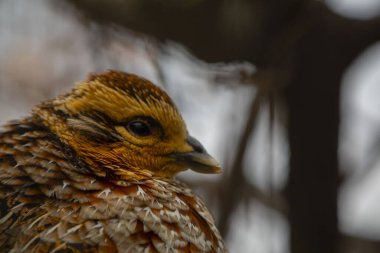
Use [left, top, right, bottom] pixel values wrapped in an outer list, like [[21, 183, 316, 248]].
[[126, 120, 152, 137]]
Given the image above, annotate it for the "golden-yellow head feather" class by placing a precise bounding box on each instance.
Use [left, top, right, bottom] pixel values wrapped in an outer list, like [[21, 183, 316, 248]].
[[34, 71, 221, 180]]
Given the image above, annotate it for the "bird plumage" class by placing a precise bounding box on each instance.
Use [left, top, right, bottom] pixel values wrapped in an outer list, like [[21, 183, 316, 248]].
[[0, 71, 227, 252]]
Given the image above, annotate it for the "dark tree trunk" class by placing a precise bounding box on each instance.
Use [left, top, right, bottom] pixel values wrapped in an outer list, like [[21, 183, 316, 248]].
[[285, 28, 341, 253], [285, 6, 340, 253], [284, 4, 380, 253], [286, 79, 339, 253]]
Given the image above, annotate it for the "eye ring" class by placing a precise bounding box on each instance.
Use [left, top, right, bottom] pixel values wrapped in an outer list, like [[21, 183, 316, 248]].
[[126, 120, 152, 137]]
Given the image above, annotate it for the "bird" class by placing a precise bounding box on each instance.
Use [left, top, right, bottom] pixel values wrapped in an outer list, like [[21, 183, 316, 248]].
[[0, 70, 227, 253]]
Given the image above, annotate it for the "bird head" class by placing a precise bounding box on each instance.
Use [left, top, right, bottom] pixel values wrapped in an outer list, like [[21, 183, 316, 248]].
[[34, 71, 221, 180]]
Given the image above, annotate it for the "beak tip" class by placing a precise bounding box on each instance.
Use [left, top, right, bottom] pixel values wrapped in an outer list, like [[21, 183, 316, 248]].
[[214, 166, 223, 174], [170, 152, 223, 174], [189, 157, 223, 174]]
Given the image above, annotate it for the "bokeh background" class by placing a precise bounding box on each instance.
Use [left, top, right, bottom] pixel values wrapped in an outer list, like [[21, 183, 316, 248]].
[[1, 0, 380, 252]]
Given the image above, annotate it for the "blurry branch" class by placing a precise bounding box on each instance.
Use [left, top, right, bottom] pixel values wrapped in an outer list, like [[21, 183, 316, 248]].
[[208, 63, 257, 86], [204, 65, 289, 236], [190, 176, 288, 216], [217, 71, 274, 236], [242, 178, 288, 215]]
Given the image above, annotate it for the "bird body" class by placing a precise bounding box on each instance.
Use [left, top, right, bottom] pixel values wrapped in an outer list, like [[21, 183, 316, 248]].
[[0, 71, 227, 252]]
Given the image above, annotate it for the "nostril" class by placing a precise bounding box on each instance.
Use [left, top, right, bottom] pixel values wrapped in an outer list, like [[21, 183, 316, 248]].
[[187, 136, 206, 154]]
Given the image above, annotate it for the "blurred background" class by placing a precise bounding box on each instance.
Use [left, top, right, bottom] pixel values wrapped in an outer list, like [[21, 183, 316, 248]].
[[1, 0, 380, 252]]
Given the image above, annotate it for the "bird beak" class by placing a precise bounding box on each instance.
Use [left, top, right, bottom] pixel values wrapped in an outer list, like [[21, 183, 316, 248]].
[[170, 136, 222, 174]]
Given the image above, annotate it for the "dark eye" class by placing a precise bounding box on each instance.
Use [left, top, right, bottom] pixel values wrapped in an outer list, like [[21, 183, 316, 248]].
[[126, 120, 152, 137]]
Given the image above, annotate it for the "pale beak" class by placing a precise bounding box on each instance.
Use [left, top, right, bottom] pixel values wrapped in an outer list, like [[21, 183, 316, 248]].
[[170, 136, 222, 174]]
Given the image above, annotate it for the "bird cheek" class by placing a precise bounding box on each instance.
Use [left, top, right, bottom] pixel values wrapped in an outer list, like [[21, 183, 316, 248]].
[[159, 162, 188, 177], [147, 154, 185, 177]]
